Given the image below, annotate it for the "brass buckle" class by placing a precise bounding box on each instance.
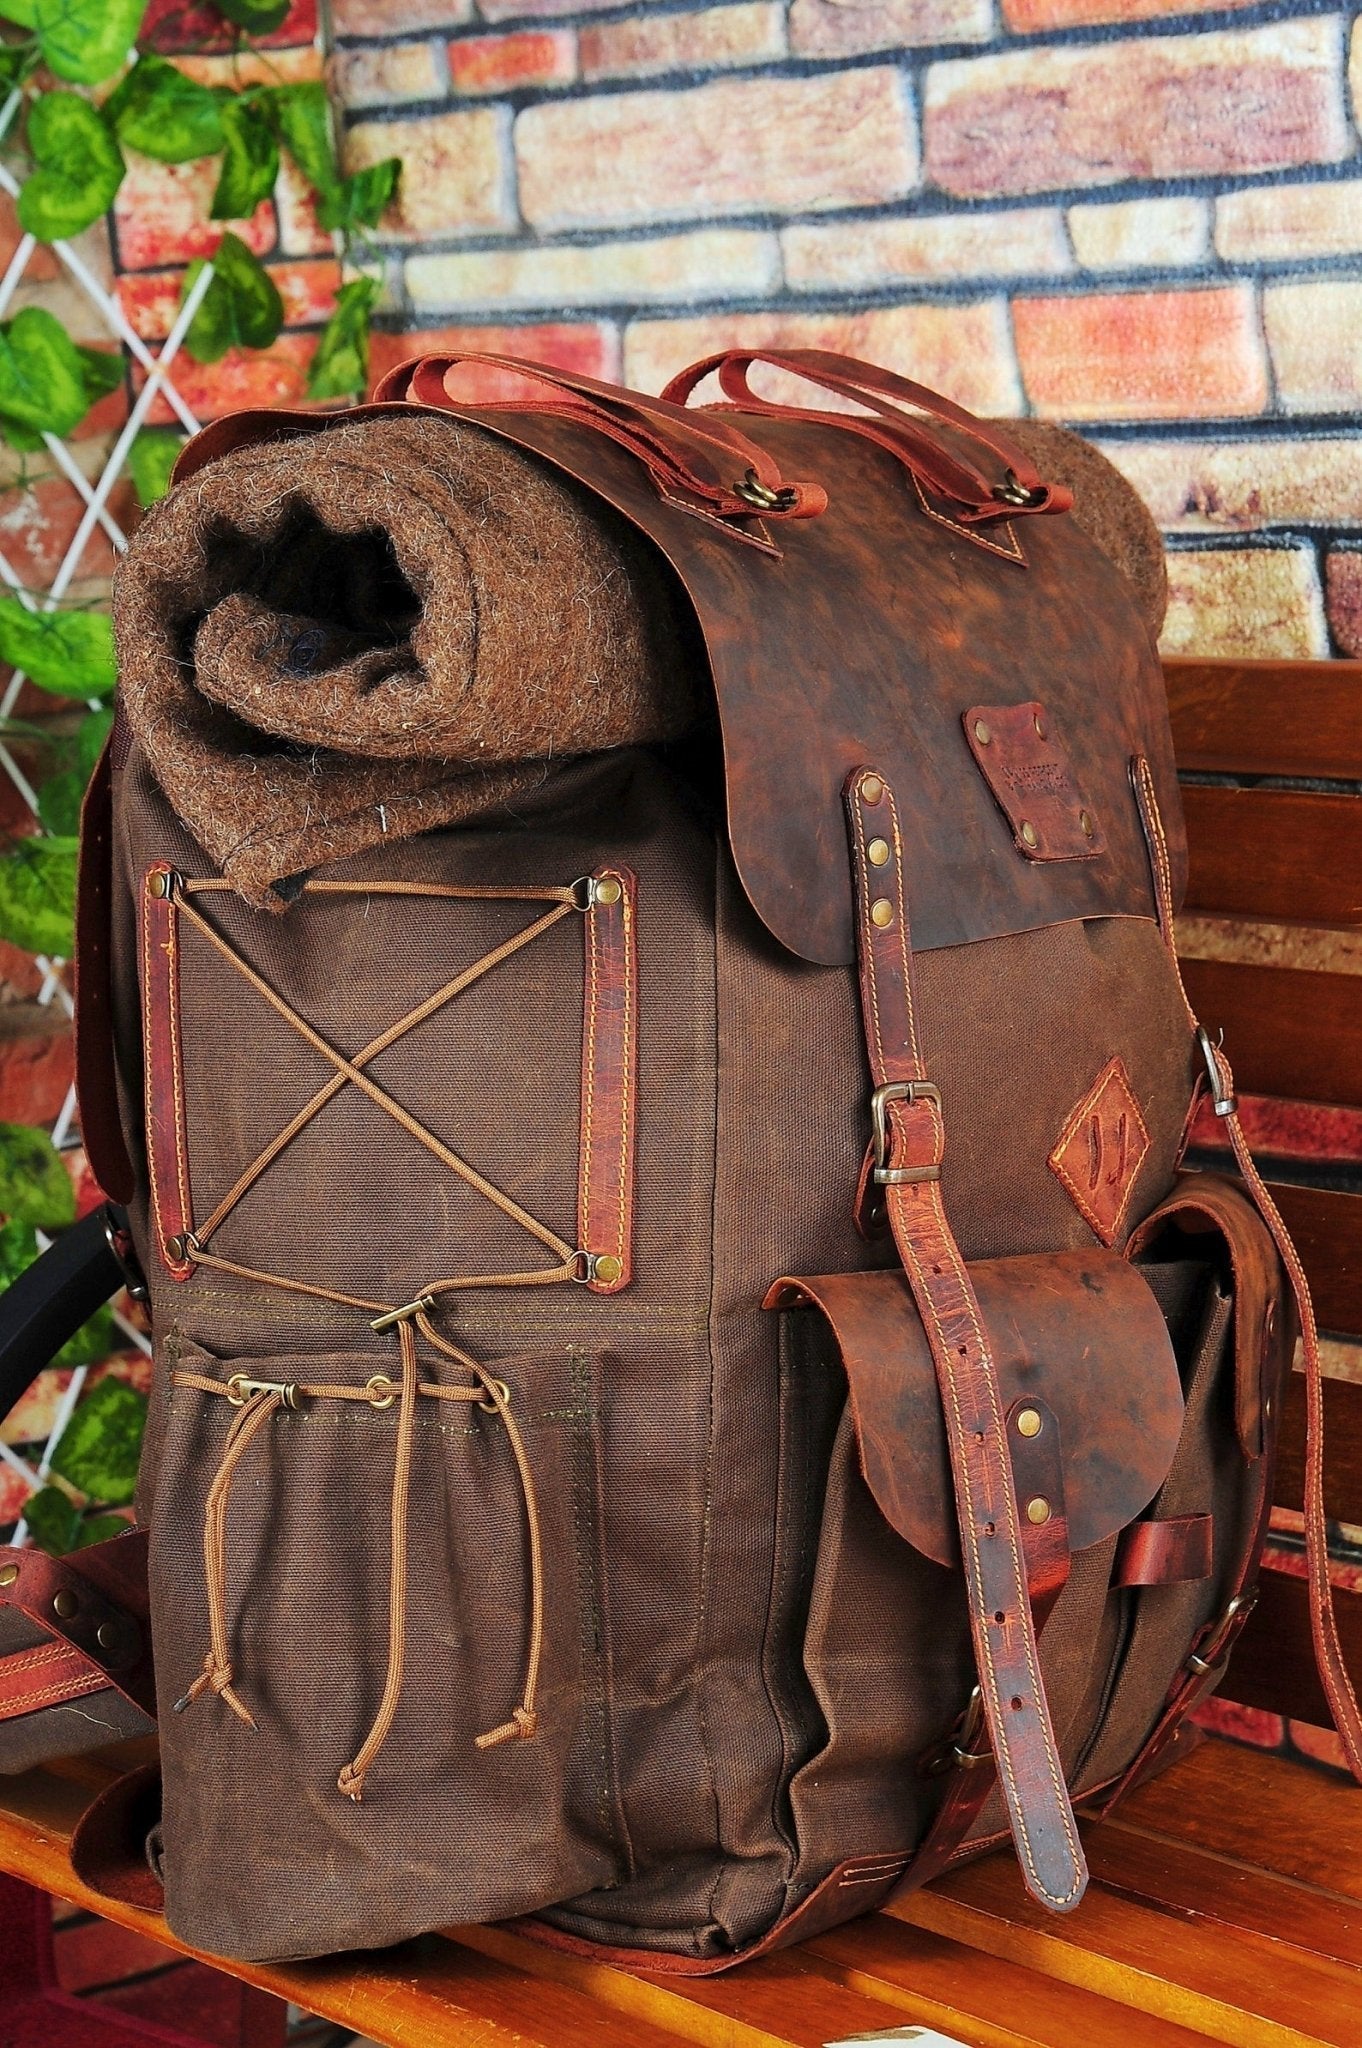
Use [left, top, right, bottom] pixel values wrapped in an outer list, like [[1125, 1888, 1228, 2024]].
[[1195, 1024, 1238, 1120], [732, 468, 798, 513], [1186, 1589, 1257, 1677], [924, 1685, 991, 1775], [871, 1079, 943, 1185], [226, 1374, 303, 1411]]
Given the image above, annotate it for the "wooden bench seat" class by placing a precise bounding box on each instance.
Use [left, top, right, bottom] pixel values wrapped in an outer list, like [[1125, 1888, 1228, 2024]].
[[3, 653, 1360, 2048]]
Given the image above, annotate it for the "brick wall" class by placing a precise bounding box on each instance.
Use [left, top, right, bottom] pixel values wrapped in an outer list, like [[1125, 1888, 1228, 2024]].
[[326, 0, 1362, 658]]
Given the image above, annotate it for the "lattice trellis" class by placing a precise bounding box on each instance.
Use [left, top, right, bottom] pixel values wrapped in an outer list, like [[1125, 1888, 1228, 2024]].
[[0, 75, 216, 1545]]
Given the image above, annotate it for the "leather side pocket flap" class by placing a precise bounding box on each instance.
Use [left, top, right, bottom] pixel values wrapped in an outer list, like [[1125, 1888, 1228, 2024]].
[[765, 1249, 1183, 1569]]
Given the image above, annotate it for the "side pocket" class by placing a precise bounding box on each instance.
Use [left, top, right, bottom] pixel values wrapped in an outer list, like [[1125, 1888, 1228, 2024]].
[[149, 1341, 625, 1962]]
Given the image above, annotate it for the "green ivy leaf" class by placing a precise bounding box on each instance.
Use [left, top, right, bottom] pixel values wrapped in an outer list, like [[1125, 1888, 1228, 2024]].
[[0, 598, 116, 696], [50, 1375, 147, 1507], [0, 0, 37, 26], [36, 764, 82, 834], [55, 1302, 115, 1371], [319, 158, 398, 235], [0, 307, 99, 437], [211, 92, 277, 221], [265, 80, 335, 197], [19, 91, 124, 242], [307, 274, 380, 401], [0, 836, 77, 956], [126, 426, 182, 507], [182, 231, 282, 364], [0, 1216, 35, 1286], [104, 52, 225, 164], [34, 0, 148, 87], [76, 1509, 131, 1547], [76, 704, 114, 777], [214, 0, 289, 30], [25, 1483, 80, 1555], [0, 1124, 74, 1228], [76, 343, 122, 403]]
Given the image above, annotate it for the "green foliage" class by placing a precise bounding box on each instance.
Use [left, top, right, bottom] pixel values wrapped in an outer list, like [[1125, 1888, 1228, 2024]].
[[0, 835, 77, 954], [0, 2, 37, 28], [320, 158, 399, 234], [36, 764, 82, 833], [0, 307, 107, 440], [33, 0, 148, 88], [17, 90, 122, 241], [127, 427, 183, 507], [24, 1482, 78, 1553], [0, 597, 116, 696], [267, 79, 333, 194], [0, 1126, 74, 1227], [105, 52, 225, 165], [212, 91, 277, 219], [75, 704, 114, 774], [308, 274, 380, 400], [182, 229, 283, 362], [214, 0, 289, 30], [50, 1375, 147, 1506]]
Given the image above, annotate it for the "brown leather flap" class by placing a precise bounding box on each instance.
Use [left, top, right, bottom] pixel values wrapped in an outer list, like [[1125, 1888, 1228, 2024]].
[[1126, 1170, 1291, 1460], [767, 1249, 1183, 1568]]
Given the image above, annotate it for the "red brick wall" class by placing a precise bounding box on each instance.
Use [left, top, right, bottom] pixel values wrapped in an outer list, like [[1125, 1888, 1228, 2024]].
[[324, 0, 1362, 658]]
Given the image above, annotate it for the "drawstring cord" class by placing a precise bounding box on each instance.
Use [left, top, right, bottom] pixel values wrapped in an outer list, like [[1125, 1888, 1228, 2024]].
[[171, 1312, 547, 1797]]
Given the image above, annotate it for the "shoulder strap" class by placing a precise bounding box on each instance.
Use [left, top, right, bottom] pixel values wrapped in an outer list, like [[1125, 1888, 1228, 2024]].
[[841, 763, 1087, 1913]]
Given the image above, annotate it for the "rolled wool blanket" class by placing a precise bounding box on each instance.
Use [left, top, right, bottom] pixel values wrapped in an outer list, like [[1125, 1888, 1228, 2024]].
[[113, 411, 700, 907], [113, 402, 1166, 910]]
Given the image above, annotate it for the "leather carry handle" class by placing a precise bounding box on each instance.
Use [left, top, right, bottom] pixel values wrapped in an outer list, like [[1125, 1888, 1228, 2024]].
[[373, 351, 829, 523], [661, 348, 1072, 526], [0, 1203, 138, 1427]]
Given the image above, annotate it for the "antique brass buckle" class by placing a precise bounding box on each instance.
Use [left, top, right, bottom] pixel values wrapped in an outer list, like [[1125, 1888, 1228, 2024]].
[[1195, 1023, 1238, 1119], [924, 1685, 991, 1775], [1186, 1589, 1257, 1677], [870, 1079, 943, 1186]]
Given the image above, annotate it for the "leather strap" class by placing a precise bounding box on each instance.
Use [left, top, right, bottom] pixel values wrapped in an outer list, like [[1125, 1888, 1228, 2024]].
[[661, 348, 1072, 526], [0, 1533, 154, 1720], [1113, 1513, 1214, 1588], [843, 764, 1086, 1914], [371, 351, 828, 525]]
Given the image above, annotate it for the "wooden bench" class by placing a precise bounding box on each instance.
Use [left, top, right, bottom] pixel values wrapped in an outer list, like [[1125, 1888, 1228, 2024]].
[[3, 653, 1360, 2048]]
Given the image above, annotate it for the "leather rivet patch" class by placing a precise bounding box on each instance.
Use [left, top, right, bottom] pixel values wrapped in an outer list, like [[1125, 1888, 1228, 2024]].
[[870, 898, 894, 928], [963, 700, 1105, 864], [1048, 1054, 1151, 1248]]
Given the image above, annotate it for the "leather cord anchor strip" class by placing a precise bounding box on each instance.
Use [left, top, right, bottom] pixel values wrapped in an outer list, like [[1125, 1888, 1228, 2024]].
[[1131, 754, 1362, 1786], [844, 765, 1087, 1915], [171, 1312, 547, 1797]]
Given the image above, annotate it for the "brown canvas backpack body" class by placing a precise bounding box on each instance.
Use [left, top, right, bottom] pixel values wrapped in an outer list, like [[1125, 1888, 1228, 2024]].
[[62, 348, 1361, 1967]]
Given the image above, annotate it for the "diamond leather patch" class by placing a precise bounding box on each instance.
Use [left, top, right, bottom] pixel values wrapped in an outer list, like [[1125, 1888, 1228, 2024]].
[[1048, 1054, 1151, 1247]]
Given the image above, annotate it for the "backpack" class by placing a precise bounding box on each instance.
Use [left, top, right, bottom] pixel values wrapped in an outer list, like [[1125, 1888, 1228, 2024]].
[[45, 345, 1361, 1967]]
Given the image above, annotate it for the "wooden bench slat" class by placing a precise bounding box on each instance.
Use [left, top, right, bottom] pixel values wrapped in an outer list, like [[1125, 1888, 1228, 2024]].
[[891, 1844, 1358, 2048], [1111, 1739, 1362, 1903], [1183, 788, 1362, 926], [1276, 1370, 1362, 1522], [1181, 958, 1362, 1110], [1272, 1183, 1362, 1340], [807, 1911, 1226, 2048], [1164, 658, 1362, 781], [1215, 1565, 1361, 1731]]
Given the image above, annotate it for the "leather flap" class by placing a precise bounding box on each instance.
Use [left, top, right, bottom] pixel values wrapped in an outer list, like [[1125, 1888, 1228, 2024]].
[[1126, 1170, 1292, 1460], [767, 1249, 1183, 1568]]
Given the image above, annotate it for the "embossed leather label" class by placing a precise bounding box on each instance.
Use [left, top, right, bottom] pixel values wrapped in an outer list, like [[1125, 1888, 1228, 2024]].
[[1049, 1054, 1151, 1247], [964, 700, 1105, 863]]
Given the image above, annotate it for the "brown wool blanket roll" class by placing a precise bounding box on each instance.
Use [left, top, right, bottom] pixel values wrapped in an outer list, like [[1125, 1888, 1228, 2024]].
[[112, 411, 699, 906], [113, 405, 1166, 908]]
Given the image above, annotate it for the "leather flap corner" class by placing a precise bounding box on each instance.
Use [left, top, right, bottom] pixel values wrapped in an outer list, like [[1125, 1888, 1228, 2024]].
[[1126, 1171, 1292, 1459], [766, 1249, 1183, 1570]]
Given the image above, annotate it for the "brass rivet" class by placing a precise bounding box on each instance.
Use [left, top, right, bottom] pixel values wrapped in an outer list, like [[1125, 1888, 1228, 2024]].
[[593, 1253, 623, 1285], [165, 1234, 186, 1262], [1079, 810, 1094, 839], [0, 1562, 17, 1588], [1020, 821, 1038, 850], [1033, 713, 1046, 739], [148, 871, 169, 898], [96, 1621, 119, 1650], [1026, 1497, 1052, 1526], [867, 837, 890, 867], [870, 898, 894, 928], [594, 877, 622, 906], [973, 720, 992, 746], [53, 1589, 79, 1620], [861, 774, 884, 805], [1016, 1407, 1042, 1439]]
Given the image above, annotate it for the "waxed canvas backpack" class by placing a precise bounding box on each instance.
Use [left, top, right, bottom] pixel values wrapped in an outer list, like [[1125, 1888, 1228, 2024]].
[[7, 347, 1357, 1969]]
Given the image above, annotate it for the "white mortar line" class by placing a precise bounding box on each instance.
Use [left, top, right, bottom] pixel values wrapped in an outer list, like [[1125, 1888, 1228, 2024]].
[[42, 434, 128, 552], [12, 1358, 89, 1541], [0, 1439, 39, 1493]]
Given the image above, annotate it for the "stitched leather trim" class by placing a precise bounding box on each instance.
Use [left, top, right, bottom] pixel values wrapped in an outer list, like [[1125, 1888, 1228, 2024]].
[[579, 866, 638, 1295], [911, 472, 1025, 565], [141, 863, 194, 1279], [1048, 1054, 1151, 1249], [0, 1640, 111, 1723]]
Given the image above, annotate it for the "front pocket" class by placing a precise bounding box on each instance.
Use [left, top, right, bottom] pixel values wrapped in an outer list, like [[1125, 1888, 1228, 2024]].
[[149, 1339, 625, 1960]]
